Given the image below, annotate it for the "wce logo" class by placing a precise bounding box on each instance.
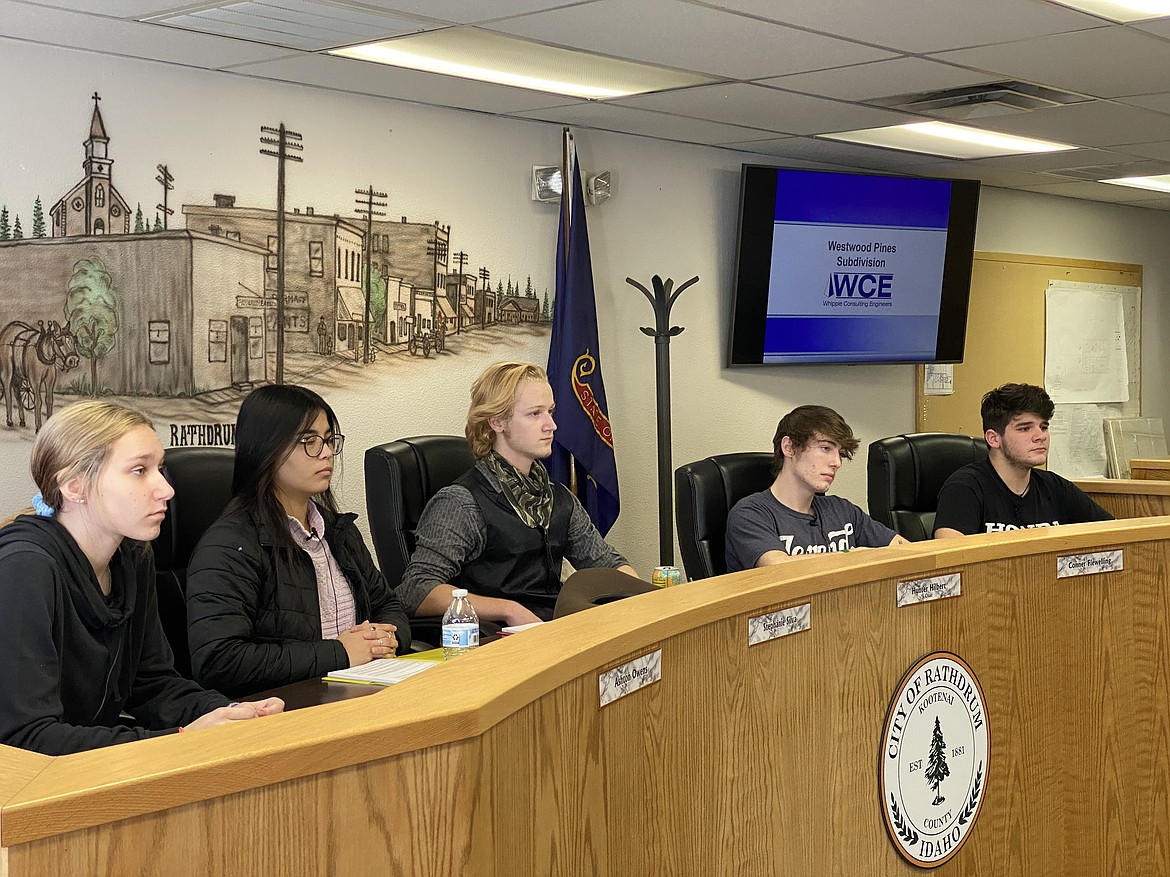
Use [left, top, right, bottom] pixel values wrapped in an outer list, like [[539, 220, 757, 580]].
[[825, 273, 894, 298]]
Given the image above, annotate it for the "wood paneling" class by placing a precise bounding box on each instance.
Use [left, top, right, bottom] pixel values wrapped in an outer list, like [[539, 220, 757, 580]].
[[4, 522, 1170, 875], [1131, 458, 1170, 481], [916, 252, 1142, 435], [1074, 478, 1170, 519]]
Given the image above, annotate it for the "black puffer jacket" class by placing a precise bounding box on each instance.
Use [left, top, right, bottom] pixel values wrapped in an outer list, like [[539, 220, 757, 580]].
[[0, 516, 227, 754], [185, 504, 411, 697]]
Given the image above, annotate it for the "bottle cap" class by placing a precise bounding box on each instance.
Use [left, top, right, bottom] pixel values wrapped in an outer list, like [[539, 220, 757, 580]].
[[451, 588, 469, 598]]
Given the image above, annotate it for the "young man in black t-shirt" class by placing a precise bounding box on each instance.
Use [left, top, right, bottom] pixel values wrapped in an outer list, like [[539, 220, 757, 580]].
[[933, 383, 1112, 537]]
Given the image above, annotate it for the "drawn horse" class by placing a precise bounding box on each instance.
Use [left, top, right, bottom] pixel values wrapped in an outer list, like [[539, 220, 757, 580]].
[[0, 320, 81, 431]]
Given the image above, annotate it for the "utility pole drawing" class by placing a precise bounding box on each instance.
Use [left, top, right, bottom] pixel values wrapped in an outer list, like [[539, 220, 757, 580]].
[[478, 266, 490, 328], [259, 123, 303, 385], [426, 232, 447, 334], [451, 249, 468, 333], [354, 185, 387, 364], [155, 164, 174, 230]]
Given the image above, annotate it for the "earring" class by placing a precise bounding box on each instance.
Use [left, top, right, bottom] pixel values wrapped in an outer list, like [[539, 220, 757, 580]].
[[76, 498, 86, 505]]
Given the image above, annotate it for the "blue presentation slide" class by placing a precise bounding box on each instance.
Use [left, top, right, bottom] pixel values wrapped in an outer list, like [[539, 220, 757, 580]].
[[764, 171, 952, 363]]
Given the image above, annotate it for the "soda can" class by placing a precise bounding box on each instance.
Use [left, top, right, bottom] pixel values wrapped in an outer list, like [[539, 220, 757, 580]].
[[653, 565, 684, 587]]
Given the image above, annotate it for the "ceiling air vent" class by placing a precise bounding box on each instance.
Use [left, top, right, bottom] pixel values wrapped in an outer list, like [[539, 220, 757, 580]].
[[870, 81, 1088, 120]]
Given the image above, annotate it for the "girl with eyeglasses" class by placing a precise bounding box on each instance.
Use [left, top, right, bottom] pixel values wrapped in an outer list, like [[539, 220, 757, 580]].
[[186, 385, 411, 697]]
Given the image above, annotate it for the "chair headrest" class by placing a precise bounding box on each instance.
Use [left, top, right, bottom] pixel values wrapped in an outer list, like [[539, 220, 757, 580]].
[[155, 446, 236, 570]]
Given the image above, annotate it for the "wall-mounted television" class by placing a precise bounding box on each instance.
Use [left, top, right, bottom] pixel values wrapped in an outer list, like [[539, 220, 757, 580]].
[[728, 165, 980, 366]]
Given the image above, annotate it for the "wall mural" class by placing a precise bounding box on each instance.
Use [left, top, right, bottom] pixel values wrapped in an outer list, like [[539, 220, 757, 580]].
[[0, 93, 553, 445]]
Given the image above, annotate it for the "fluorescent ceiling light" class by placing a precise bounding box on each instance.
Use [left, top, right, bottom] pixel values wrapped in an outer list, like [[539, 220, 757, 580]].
[[1101, 174, 1170, 193], [1044, 0, 1170, 22], [819, 121, 1076, 159], [331, 28, 715, 99]]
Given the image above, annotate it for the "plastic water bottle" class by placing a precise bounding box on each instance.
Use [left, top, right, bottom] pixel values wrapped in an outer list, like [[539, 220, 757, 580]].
[[442, 588, 480, 659]]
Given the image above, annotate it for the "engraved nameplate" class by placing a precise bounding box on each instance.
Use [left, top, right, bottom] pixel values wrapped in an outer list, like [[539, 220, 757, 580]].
[[599, 649, 662, 707], [1057, 549, 1123, 578], [748, 603, 811, 646], [897, 573, 961, 607]]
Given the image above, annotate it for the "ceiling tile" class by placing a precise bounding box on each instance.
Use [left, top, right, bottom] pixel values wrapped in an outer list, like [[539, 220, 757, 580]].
[[152, 1, 430, 52], [718, 135, 935, 170], [933, 26, 1170, 99], [9, 0, 199, 16], [485, 0, 895, 80], [713, 0, 1102, 54], [511, 101, 779, 145], [1117, 92, 1170, 114], [338, 0, 570, 24], [1014, 179, 1170, 201], [614, 83, 912, 135], [955, 147, 1135, 171], [973, 100, 1170, 148], [0, 1, 294, 67], [1109, 141, 1170, 161], [760, 58, 996, 102], [230, 52, 571, 113]]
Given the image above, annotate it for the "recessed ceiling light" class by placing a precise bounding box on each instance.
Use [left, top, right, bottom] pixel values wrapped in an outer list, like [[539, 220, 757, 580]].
[[1043, 0, 1170, 23], [331, 27, 715, 100], [818, 121, 1076, 159], [1101, 174, 1170, 193]]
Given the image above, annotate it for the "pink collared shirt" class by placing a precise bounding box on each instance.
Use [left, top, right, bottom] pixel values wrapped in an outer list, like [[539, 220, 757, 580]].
[[287, 504, 356, 638]]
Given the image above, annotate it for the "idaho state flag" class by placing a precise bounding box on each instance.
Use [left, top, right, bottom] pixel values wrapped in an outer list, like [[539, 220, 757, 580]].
[[546, 139, 620, 536]]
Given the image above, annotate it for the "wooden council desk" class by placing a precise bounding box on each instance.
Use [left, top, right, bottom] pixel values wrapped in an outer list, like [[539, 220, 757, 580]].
[[2, 520, 1169, 875], [1130, 457, 1170, 481]]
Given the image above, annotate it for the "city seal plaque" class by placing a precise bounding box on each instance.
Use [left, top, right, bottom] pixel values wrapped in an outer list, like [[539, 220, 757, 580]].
[[879, 652, 989, 868]]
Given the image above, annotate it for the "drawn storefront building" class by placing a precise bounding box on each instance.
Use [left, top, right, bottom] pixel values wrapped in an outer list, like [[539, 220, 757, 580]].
[[0, 231, 267, 396], [184, 197, 368, 355]]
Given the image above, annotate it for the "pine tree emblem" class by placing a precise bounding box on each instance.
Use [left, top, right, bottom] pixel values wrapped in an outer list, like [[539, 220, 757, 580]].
[[925, 715, 951, 805]]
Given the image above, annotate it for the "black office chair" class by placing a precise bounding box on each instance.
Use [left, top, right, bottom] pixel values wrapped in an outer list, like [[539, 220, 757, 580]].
[[152, 446, 236, 678], [674, 452, 774, 581], [364, 436, 478, 644], [867, 433, 988, 542]]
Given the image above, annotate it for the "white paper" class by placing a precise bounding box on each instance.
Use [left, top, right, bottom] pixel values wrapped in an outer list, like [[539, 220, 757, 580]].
[[325, 658, 437, 686], [1045, 402, 1117, 478], [923, 364, 954, 396], [1045, 286, 1128, 404]]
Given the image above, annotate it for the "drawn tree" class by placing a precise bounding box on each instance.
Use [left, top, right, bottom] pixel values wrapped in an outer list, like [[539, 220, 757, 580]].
[[153, 213, 163, 232], [925, 716, 950, 805], [31, 197, 45, 238], [542, 290, 550, 320], [0, 206, 9, 240], [12, 216, 22, 239], [496, 280, 504, 299], [369, 264, 388, 340], [134, 204, 145, 233], [525, 274, 534, 297], [65, 258, 119, 397]]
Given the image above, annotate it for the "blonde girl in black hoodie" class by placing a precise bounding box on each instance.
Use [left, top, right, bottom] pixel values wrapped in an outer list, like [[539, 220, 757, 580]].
[[0, 401, 282, 754]]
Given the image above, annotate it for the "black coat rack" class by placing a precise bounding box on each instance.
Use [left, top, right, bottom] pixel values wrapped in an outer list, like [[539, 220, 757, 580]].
[[626, 274, 699, 566]]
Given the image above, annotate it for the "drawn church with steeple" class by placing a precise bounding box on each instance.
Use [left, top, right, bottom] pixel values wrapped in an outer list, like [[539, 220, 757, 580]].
[[49, 93, 131, 236]]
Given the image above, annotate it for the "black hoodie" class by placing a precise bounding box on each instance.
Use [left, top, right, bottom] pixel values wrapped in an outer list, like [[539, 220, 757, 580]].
[[0, 515, 227, 754]]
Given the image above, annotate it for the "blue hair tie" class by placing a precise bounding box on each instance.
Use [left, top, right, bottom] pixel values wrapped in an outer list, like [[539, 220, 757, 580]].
[[32, 494, 55, 518]]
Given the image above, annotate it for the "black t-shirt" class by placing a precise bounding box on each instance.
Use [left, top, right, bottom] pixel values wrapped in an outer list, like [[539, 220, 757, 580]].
[[933, 457, 1113, 536]]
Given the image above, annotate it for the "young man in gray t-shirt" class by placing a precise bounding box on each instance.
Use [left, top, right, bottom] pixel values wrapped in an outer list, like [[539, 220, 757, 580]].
[[725, 405, 907, 573]]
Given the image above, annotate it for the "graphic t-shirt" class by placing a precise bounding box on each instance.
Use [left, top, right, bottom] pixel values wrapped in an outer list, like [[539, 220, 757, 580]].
[[725, 490, 896, 573], [933, 457, 1113, 536]]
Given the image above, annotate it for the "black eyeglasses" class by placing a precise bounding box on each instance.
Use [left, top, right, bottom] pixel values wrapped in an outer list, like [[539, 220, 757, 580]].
[[298, 434, 345, 457]]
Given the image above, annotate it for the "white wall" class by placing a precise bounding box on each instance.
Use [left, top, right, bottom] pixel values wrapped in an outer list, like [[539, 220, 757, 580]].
[[1, 38, 1167, 578]]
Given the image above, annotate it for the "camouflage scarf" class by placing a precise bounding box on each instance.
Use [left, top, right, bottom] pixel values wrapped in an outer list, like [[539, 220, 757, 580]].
[[485, 451, 553, 530]]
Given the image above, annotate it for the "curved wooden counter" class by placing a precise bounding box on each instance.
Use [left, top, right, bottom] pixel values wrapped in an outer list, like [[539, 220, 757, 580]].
[[3, 519, 1170, 875]]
